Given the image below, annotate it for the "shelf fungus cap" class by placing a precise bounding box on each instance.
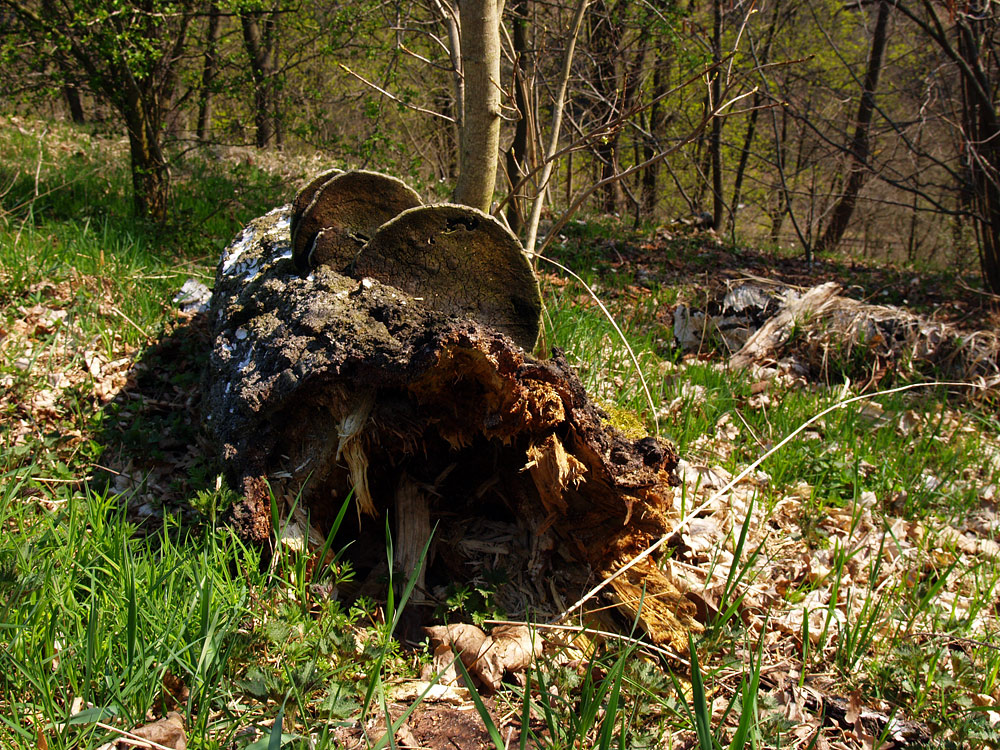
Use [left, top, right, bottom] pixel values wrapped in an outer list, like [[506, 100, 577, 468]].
[[290, 170, 422, 273], [355, 203, 542, 351]]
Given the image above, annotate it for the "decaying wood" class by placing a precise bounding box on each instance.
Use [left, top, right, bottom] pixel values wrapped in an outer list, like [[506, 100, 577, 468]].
[[207, 176, 701, 649], [291, 170, 422, 272], [355, 204, 542, 350], [395, 472, 431, 602], [730, 281, 1000, 387], [290, 167, 342, 219]]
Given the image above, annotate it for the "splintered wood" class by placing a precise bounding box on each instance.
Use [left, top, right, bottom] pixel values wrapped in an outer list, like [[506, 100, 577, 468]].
[[206, 171, 701, 648]]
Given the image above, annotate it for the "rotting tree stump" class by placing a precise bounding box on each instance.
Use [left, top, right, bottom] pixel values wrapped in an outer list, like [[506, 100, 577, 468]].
[[206, 171, 700, 648]]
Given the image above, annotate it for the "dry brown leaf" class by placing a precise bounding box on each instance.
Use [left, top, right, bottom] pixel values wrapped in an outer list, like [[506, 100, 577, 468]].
[[425, 623, 488, 669], [395, 722, 420, 749], [474, 625, 541, 692], [424, 623, 541, 692], [160, 671, 189, 710], [111, 712, 186, 750]]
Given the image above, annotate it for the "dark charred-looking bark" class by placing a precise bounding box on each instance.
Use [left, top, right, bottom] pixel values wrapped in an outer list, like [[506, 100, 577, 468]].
[[241, 9, 278, 149], [815, 0, 890, 254], [206, 178, 701, 648]]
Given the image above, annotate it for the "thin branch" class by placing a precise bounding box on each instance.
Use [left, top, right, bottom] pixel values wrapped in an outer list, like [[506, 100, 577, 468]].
[[338, 63, 455, 123]]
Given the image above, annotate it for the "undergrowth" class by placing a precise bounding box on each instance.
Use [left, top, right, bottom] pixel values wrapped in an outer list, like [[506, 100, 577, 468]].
[[2, 115, 999, 748]]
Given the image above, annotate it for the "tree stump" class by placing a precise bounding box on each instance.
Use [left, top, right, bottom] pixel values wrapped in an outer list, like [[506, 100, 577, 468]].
[[206, 172, 700, 648]]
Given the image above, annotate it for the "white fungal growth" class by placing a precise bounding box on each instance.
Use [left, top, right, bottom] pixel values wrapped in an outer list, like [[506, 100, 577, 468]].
[[222, 227, 256, 274]]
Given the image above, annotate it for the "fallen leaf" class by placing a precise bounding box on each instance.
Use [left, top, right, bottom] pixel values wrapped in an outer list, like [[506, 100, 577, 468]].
[[425, 623, 542, 692], [395, 722, 420, 749], [118, 711, 186, 750], [160, 671, 189, 710], [425, 623, 488, 669], [473, 625, 542, 692]]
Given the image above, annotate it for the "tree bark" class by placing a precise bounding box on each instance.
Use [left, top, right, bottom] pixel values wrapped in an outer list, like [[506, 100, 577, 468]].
[[63, 84, 85, 124], [709, 0, 725, 230], [241, 10, 277, 149], [590, 0, 625, 215], [505, 0, 532, 234], [197, 2, 222, 142], [955, 1, 1000, 293], [642, 64, 669, 214], [453, 0, 502, 212], [815, 0, 891, 254], [123, 90, 169, 222]]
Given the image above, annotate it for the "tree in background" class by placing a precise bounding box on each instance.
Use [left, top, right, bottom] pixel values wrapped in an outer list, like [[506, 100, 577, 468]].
[[1, 0, 196, 221], [239, 0, 280, 149], [815, 0, 891, 254], [891, 0, 1000, 292]]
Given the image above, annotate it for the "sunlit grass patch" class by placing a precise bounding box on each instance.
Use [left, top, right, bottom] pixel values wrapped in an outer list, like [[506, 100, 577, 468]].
[[2, 114, 1000, 747]]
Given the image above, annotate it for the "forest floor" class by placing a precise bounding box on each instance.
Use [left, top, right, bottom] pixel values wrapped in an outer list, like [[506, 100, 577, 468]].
[[2, 114, 1000, 749]]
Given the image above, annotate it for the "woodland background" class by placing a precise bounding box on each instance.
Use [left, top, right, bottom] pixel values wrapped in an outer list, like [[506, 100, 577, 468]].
[[3, 0, 1000, 291]]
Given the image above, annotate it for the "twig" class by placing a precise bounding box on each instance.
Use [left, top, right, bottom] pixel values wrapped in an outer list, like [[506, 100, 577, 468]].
[[338, 63, 455, 123], [957, 278, 1000, 302], [110, 306, 153, 343], [523, 0, 590, 256], [33, 127, 47, 198], [910, 631, 1000, 652]]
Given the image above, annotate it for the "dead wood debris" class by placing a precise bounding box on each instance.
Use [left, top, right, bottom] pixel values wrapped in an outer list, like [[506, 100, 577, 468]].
[[726, 281, 1000, 389], [206, 184, 701, 649]]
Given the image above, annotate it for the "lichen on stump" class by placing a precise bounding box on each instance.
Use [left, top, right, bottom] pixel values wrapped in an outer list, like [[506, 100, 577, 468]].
[[206, 185, 700, 649]]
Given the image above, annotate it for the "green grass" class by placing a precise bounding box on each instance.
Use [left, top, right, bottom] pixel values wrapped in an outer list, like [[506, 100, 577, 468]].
[[3, 115, 1000, 748]]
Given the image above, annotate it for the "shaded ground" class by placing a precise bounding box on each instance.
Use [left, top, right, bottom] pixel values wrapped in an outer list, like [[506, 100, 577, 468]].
[[548, 223, 1000, 333]]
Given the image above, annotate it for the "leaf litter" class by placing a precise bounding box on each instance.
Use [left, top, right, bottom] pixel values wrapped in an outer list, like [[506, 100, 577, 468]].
[[5, 187, 1000, 747]]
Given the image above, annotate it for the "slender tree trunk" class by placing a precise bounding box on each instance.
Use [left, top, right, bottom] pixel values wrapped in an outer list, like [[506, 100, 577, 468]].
[[122, 89, 169, 222], [506, 0, 532, 234], [41, 0, 85, 124], [453, 0, 502, 212], [433, 0, 464, 178], [62, 85, 84, 123], [642, 64, 670, 214], [768, 105, 790, 246], [241, 10, 277, 149], [729, 0, 781, 234], [709, 0, 724, 230], [197, 2, 221, 142], [525, 0, 589, 255], [591, 0, 625, 214], [957, 4, 1000, 293], [814, 0, 890, 253]]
